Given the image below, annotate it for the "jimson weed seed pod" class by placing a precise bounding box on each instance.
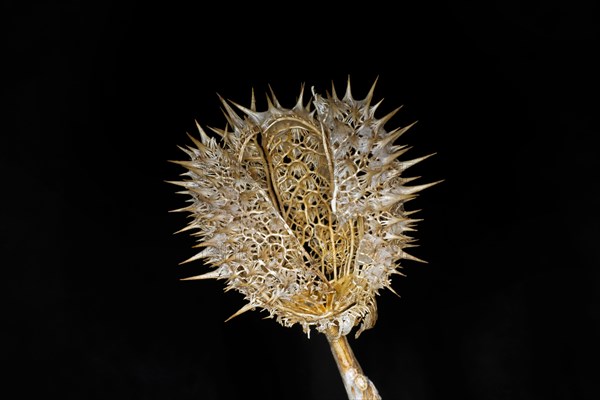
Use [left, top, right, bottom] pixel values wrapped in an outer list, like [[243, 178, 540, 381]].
[[170, 78, 439, 399]]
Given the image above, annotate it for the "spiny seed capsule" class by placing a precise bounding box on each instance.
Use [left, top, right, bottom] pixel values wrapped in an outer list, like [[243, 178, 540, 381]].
[[170, 78, 439, 338]]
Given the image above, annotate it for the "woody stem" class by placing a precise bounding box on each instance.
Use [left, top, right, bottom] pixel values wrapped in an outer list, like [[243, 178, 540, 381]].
[[325, 327, 382, 400]]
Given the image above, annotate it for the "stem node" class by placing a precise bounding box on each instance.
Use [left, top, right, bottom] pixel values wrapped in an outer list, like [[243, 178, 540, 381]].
[[325, 327, 382, 400]]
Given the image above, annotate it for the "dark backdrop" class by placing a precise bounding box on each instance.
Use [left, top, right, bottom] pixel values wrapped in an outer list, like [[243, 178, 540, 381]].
[[4, 1, 599, 399]]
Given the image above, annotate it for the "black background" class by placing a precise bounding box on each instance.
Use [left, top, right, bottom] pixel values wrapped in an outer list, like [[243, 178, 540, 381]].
[[4, 1, 599, 399]]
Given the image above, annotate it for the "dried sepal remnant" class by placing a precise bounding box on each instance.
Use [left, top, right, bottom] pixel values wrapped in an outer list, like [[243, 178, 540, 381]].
[[170, 78, 438, 338]]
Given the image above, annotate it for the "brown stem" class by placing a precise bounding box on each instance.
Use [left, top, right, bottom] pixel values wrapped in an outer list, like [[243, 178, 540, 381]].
[[325, 327, 382, 400]]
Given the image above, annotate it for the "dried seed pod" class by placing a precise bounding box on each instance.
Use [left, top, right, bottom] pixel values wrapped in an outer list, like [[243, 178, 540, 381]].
[[170, 78, 438, 338]]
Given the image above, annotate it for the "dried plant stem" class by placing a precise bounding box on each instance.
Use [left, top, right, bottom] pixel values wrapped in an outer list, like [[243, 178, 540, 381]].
[[326, 327, 382, 400]]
